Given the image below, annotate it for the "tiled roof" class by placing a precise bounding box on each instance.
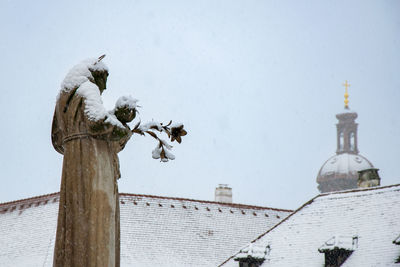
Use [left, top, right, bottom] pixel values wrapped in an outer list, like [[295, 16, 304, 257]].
[[0, 193, 59, 267], [0, 192, 291, 267], [221, 184, 400, 267]]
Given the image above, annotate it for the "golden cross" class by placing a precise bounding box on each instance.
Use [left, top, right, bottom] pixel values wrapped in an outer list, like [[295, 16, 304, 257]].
[[342, 80, 351, 91], [342, 80, 350, 109]]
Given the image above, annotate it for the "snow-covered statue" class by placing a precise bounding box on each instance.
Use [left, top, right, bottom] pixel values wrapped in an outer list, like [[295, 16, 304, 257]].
[[51, 55, 186, 267]]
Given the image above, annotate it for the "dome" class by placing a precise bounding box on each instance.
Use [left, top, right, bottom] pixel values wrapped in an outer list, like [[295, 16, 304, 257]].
[[317, 153, 374, 193], [316, 86, 378, 193], [317, 153, 374, 180]]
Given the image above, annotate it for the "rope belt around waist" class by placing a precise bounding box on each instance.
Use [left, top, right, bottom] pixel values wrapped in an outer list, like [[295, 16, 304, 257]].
[[62, 133, 91, 144]]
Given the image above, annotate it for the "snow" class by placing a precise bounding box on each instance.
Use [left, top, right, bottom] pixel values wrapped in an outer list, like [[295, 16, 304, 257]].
[[151, 142, 176, 162], [0, 194, 58, 267], [139, 121, 163, 132], [151, 146, 162, 159], [222, 184, 400, 267], [163, 146, 175, 161], [318, 236, 358, 252], [115, 95, 138, 109], [171, 122, 184, 128], [77, 81, 124, 128], [138, 121, 178, 162], [0, 193, 292, 267], [57, 57, 123, 128], [234, 243, 269, 260], [60, 58, 108, 93], [160, 139, 173, 150]]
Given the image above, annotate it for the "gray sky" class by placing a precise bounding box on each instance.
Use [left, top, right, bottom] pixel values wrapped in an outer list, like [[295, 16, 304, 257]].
[[0, 0, 399, 209]]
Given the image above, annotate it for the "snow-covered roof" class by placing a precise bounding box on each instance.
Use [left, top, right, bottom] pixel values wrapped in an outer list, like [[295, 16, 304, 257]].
[[318, 235, 358, 252], [318, 153, 373, 178], [234, 243, 270, 261], [0, 192, 291, 267], [221, 184, 400, 267]]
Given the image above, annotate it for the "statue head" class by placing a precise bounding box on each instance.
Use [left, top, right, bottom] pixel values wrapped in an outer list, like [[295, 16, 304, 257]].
[[89, 55, 108, 94], [89, 69, 109, 94]]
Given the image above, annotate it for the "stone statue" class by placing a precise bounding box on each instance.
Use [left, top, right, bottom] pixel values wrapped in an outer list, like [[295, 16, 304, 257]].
[[51, 56, 186, 267], [51, 57, 132, 267]]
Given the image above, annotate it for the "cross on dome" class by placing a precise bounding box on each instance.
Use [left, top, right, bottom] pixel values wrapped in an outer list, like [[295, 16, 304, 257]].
[[343, 80, 351, 109]]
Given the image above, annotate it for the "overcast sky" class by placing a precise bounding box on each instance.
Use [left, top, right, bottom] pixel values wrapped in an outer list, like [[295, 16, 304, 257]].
[[0, 0, 399, 209]]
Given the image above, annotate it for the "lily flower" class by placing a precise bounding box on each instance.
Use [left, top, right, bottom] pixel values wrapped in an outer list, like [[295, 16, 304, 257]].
[[170, 124, 187, 144]]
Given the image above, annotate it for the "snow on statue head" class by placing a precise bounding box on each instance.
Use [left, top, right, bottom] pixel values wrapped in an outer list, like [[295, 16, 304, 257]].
[[61, 55, 109, 93]]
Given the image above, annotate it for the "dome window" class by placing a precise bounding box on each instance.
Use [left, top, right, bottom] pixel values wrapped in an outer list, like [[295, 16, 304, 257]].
[[350, 132, 355, 151], [339, 132, 344, 151]]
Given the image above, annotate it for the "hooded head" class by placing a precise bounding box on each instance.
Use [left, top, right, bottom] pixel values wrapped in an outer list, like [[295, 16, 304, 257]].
[[61, 55, 109, 94]]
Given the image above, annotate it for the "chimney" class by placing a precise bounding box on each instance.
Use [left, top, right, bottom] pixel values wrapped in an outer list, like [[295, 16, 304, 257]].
[[357, 168, 381, 188], [215, 184, 232, 203]]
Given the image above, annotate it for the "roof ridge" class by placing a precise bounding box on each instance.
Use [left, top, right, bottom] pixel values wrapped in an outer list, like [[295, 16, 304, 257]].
[[120, 193, 293, 212], [0, 192, 59, 207], [0, 192, 293, 213]]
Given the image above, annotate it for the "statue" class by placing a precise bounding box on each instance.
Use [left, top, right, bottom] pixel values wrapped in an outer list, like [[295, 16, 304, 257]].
[[51, 56, 186, 267]]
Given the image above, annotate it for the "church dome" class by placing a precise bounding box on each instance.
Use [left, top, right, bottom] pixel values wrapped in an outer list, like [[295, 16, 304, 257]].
[[317, 153, 373, 181], [316, 152, 374, 193], [316, 82, 377, 193]]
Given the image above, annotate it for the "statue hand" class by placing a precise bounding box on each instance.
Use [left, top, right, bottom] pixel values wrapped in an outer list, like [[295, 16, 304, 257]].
[[114, 106, 136, 124]]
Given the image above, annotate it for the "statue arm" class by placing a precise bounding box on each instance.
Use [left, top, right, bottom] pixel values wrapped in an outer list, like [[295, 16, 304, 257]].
[[85, 116, 132, 143]]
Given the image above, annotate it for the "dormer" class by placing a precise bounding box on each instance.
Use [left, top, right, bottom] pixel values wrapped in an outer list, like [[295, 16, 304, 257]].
[[318, 236, 358, 267], [357, 168, 381, 188], [234, 243, 270, 267]]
